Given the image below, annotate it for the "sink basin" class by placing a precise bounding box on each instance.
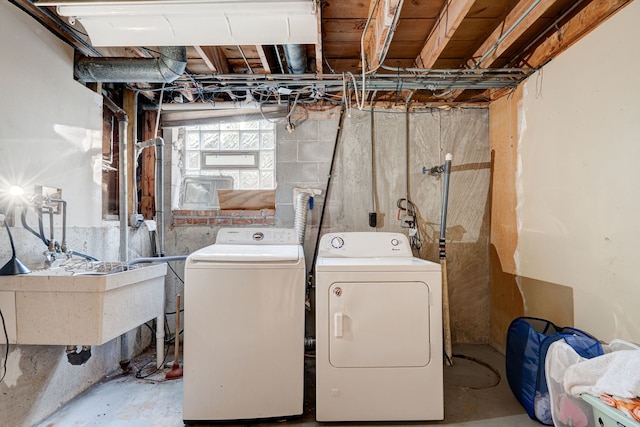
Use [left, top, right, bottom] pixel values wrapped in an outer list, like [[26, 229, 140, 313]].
[[0, 263, 166, 346]]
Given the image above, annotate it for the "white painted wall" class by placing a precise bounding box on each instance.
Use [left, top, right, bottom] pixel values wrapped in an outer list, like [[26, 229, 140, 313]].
[[0, 1, 103, 227], [517, 1, 640, 342], [0, 4, 156, 427]]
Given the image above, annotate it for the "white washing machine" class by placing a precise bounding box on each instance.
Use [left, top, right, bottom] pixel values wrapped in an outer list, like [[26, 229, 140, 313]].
[[315, 232, 443, 422], [183, 227, 305, 423]]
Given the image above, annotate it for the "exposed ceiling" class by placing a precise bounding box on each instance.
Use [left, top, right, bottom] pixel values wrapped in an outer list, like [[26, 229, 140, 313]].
[[10, 0, 632, 107]]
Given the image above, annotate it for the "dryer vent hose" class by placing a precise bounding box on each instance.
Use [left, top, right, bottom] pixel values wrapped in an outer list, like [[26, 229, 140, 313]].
[[294, 192, 312, 245]]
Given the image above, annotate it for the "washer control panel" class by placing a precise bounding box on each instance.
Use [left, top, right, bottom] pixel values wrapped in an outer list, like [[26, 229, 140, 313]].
[[318, 232, 412, 257], [216, 228, 299, 245]]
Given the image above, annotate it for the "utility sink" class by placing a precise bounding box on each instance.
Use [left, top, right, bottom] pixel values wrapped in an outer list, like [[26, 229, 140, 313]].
[[0, 263, 166, 346]]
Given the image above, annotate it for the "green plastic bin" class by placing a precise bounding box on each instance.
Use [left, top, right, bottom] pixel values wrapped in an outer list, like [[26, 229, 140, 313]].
[[582, 394, 640, 427]]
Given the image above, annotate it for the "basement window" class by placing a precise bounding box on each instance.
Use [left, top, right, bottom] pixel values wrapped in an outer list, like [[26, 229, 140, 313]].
[[177, 120, 276, 210]]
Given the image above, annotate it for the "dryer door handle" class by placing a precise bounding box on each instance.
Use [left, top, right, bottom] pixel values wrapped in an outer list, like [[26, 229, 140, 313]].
[[334, 312, 344, 338]]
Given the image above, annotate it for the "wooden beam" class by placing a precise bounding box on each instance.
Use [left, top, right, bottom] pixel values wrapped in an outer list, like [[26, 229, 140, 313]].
[[123, 89, 136, 217], [316, 1, 323, 74], [414, 0, 476, 68], [466, 0, 559, 69], [10, 0, 100, 57], [447, 0, 558, 101], [139, 110, 157, 220], [515, 0, 632, 68], [193, 45, 230, 74], [363, 0, 404, 70], [475, 0, 632, 103], [255, 45, 272, 74]]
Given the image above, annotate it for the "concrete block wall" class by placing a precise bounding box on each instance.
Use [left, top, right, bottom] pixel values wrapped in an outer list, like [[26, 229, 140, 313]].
[[275, 107, 341, 271]]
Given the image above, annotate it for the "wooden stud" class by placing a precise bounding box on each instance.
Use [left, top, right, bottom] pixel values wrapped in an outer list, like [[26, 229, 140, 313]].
[[316, 0, 324, 74], [122, 89, 137, 218]]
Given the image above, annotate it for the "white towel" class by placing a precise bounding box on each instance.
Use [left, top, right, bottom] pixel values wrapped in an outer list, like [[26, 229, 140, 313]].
[[564, 350, 640, 398]]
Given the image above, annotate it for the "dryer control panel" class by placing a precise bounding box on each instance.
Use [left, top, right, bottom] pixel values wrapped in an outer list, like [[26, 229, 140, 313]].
[[318, 232, 412, 258]]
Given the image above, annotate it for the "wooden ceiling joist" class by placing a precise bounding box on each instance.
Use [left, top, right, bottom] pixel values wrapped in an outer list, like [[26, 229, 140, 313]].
[[466, 0, 559, 69], [475, 0, 632, 103], [447, 0, 559, 101], [194, 45, 230, 74], [515, 0, 632, 68], [414, 0, 476, 68], [364, 0, 404, 71], [255, 46, 272, 74]]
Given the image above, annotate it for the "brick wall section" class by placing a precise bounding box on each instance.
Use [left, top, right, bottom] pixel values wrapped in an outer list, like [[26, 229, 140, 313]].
[[172, 209, 275, 226]]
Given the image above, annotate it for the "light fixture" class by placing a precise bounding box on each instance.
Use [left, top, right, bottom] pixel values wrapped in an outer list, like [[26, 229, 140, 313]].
[[35, 0, 319, 46]]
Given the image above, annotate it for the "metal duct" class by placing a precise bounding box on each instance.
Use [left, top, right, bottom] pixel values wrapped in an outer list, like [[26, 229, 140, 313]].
[[75, 46, 187, 83], [283, 44, 306, 74]]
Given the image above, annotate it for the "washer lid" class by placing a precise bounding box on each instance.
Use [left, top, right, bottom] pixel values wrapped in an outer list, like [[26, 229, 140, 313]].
[[188, 243, 302, 263]]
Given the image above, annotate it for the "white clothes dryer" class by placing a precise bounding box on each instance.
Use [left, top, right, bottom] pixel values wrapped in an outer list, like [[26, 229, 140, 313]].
[[183, 228, 305, 423], [315, 232, 443, 422]]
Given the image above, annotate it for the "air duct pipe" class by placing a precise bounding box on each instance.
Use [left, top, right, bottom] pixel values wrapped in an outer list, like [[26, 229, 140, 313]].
[[283, 45, 307, 74], [75, 46, 187, 83], [103, 96, 128, 262]]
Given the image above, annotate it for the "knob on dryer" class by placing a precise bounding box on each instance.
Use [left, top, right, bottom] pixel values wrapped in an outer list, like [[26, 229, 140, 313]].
[[331, 236, 344, 249]]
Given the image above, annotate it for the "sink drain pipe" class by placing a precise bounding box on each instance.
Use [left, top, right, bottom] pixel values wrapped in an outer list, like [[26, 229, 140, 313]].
[[66, 345, 92, 365]]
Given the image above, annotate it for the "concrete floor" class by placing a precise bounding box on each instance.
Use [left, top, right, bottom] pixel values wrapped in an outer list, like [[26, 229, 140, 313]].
[[37, 344, 540, 427]]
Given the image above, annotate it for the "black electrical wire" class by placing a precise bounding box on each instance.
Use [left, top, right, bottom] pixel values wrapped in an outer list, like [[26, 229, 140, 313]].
[[0, 308, 9, 383], [451, 354, 502, 389], [167, 263, 184, 284], [307, 105, 346, 294], [134, 339, 171, 380]]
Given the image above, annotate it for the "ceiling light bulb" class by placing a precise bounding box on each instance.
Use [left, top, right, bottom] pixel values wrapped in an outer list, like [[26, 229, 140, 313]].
[[8, 186, 24, 196]]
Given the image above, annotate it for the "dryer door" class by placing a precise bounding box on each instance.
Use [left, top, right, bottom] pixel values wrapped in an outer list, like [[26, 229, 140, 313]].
[[328, 281, 431, 368]]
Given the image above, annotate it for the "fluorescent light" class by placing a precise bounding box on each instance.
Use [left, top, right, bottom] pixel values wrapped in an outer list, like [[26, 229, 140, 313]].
[[40, 0, 315, 16], [36, 0, 318, 46]]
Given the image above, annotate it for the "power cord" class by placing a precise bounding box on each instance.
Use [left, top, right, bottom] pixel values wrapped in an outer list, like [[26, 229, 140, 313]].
[[0, 308, 9, 383]]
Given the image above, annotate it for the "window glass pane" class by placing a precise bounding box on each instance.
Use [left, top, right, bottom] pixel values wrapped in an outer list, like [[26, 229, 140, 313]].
[[202, 131, 219, 149], [221, 122, 240, 130], [260, 171, 275, 189], [240, 170, 259, 189], [260, 151, 274, 170], [186, 151, 200, 169], [240, 131, 259, 150], [220, 132, 240, 150], [186, 131, 200, 149], [179, 121, 276, 207], [260, 132, 274, 149], [260, 120, 275, 130], [220, 170, 240, 189], [240, 120, 260, 130]]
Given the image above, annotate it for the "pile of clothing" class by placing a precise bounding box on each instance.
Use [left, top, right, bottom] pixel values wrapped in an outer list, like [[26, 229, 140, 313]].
[[564, 349, 640, 422]]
